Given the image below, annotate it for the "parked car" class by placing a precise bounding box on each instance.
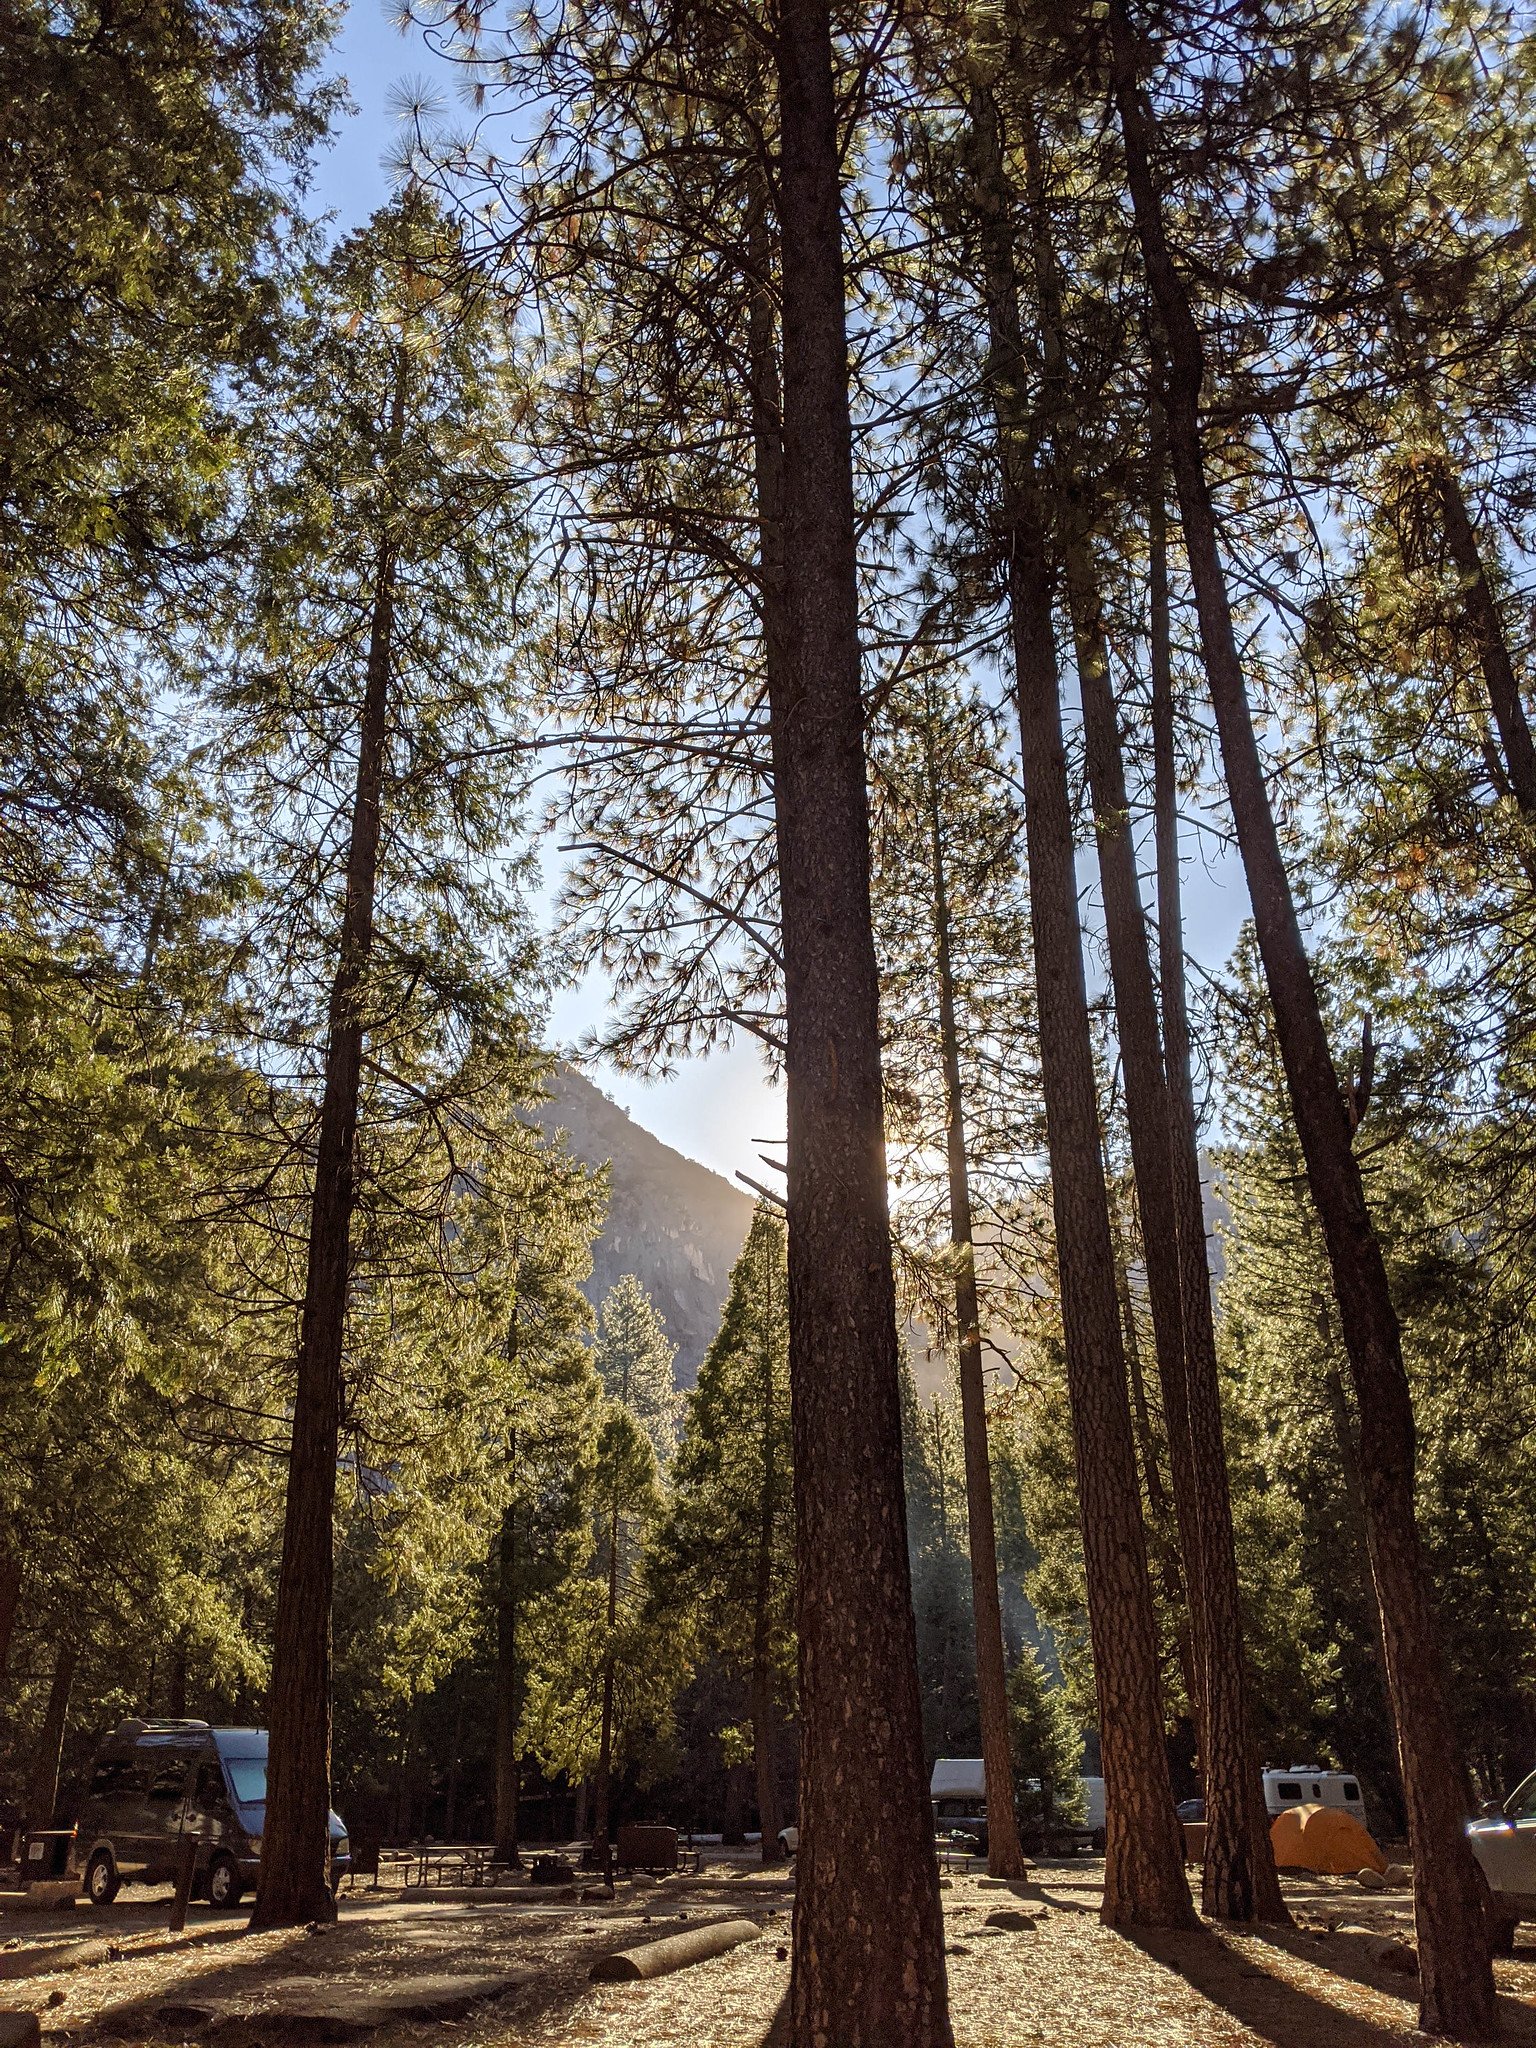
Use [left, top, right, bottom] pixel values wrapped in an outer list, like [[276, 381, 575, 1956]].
[[1176, 1797, 1206, 1824], [70, 1719, 350, 1908], [1468, 1767, 1536, 1954]]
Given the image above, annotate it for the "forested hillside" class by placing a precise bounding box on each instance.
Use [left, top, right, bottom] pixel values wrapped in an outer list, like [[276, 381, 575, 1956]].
[[530, 1067, 756, 1383]]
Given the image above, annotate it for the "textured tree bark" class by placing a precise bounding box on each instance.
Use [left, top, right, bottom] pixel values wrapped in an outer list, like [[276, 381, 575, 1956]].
[[1106, 1098, 1200, 1728], [920, 711, 1027, 1882], [591, 1483, 621, 1885], [1434, 461, 1536, 815], [1111, 11, 1495, 2026], [749, 1677, 782, 1860], [751, 1231, 784, 1864], [970, 81, 1192, 1931], [773, 7, 953, 2041], [1069, 547, 1283, 1922], [26, 1642, 77, 1830], [0, 1554, 21, 1693], [252, 361, 405, 1933], [1321, 1356, 1396, 1721], [443, 1680, 464, 1842], [722, 1761, 749, 1846], [1147, 442, 1288, 1920], [492, 1485, 522, 1866]]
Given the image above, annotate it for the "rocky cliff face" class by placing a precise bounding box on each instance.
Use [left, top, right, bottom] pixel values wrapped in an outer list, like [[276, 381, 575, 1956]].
[[529, 1065, 758, 1386]]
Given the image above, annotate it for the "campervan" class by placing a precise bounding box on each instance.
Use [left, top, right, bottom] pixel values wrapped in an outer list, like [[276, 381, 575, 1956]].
[[69, 1719, 350, 1908]]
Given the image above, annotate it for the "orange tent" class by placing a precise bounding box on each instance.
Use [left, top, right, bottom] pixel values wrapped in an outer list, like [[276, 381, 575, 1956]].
[[1270, 1802, 1387, 1875]]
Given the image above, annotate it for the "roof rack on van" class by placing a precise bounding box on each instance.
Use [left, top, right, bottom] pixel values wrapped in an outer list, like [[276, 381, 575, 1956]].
[[110, 1718, 212, 1740]]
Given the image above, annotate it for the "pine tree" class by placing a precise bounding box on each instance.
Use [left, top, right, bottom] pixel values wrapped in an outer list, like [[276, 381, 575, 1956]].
[[593, 1277, 681, 1467], [953, 57, 1192, 1930], [588, 1400, 666, 1880], [1108, 3, 1495, 2021], [0, 0, 333, 930], [874, 671, 1034, 1879], [1008, 1646, 1086, 1842], [652, 1207, 794, 1861], [224, 196, 547, 1930], [486, 1134, 604, 1866], [773, 8, 955, 2032]]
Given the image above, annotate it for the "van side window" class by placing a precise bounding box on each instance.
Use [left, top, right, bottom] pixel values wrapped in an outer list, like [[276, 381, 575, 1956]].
[[147, 1759, 188, 1802], [89, 1760, 145, 1797], [194, 1763, 227, 1810], [1277, 1782, 1302, 1799]]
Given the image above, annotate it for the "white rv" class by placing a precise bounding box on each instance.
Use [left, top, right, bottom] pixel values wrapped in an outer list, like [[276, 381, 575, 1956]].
[[1262, 1766, 1367, 1824]]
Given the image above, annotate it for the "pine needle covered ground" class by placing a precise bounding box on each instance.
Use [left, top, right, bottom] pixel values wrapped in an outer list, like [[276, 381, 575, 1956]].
[[2, 1860, 1533, 2048]]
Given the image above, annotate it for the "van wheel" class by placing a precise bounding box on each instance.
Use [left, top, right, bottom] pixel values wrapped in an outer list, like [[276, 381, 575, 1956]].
[[207, 1854, 243, 1909], [85, 1850, 120, 1907]]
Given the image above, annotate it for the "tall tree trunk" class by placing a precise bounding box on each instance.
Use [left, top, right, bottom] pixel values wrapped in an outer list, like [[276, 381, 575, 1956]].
[[1111, 13, 1494, 2027], [751, 1228, 785, 1864], [251, 359, 405, 1933], [744, 182, 792, 1876], [493, 1482, 522, 1866], [591, 1489, 620, 1885], [444, 1675, 465, 1841], [970, 80, 1192, 1931], [1069, 549, 1282, 1921], [772, 8, 952, 2040], [1321, 1354, 1396, 1724], [1147, 429, 1287, 1918], [919, 709, 1027, 1882], [1434, 462, 1536, 815], [722, 1761, 749, 1846], [25, 1643, 77, 1831], [1357, 200, 1536, 819], [0, 1555, 21, 1694], [572, 1776, 588, 1844], [1105, 1161, 1197, 1716]]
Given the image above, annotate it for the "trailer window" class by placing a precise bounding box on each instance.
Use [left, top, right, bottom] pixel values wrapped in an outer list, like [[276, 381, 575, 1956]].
[[1277, 1782, 1302, 1800], [1343, 1782, 1360, 1802]]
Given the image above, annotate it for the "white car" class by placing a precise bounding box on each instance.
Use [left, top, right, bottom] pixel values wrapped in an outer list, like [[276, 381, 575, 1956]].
[[1467, 1767, 1536, 1953]]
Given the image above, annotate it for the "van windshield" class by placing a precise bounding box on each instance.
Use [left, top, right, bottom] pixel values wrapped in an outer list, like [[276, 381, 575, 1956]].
[[225, 1758, 266, 1807]]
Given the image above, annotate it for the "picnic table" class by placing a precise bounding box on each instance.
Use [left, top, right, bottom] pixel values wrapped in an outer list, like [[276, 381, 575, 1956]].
[[936, 1829, 984, 1874], [402, 1843, 500, 1889]]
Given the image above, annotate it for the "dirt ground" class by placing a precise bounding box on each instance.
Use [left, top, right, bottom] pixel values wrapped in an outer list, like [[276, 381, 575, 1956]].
[[2, 1854, 1534, 2048]]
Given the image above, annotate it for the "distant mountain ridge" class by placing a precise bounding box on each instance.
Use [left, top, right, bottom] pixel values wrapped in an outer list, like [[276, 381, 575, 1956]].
[[529, 1064, 758, 1386]]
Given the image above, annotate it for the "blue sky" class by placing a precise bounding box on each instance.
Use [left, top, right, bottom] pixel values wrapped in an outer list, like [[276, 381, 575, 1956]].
[[304, 3, 1251, 1183]]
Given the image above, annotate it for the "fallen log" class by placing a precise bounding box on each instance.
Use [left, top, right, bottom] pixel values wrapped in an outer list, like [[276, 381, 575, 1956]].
[[589, 1919, 761, 1982]]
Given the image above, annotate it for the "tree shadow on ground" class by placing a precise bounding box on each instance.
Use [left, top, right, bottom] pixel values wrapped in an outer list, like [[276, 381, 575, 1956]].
[[80, 1910, 783, 2048], [1130, 1923, 1536, 2048], [755, 1987, 791, 2046]]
